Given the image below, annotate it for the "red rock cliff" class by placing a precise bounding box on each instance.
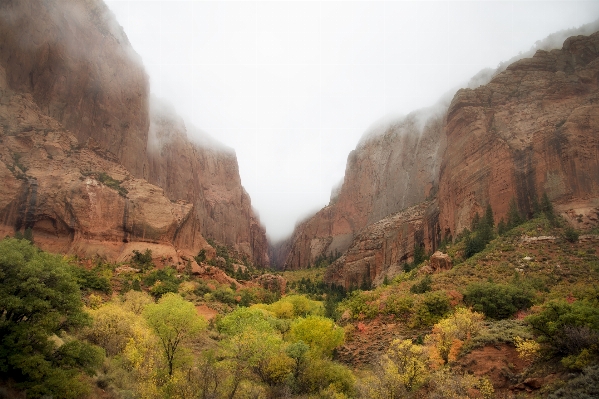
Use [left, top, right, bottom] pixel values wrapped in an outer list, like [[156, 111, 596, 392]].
[[146, 99, 269, 266], [281, 106, 446, 270], [0, 67, 211, 264], [438, 32, 599, 237], [324, 201, 440, 289], [0, 0, 150, 178], [0, 0, 269, 266]]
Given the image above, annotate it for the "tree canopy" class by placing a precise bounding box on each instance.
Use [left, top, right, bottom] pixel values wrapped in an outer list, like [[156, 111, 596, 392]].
[[0, 237, 103, 398]]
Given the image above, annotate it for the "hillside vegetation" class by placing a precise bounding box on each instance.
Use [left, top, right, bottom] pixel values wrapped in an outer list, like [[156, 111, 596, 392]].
[[1, 207, 599, 398]]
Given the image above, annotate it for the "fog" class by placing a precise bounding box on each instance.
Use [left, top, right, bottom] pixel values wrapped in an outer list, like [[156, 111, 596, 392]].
[[105, 1, 599, 242]]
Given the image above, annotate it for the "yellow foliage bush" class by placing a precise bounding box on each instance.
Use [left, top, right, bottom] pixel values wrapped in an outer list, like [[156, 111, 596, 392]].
[[425, 307, 484, 364], [513, 336, 540, 362]]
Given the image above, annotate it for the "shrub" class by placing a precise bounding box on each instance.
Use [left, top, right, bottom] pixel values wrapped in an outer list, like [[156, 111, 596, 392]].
[[410, 274, 432, 294], [410, 291, 451, 328], [131, 249, 153, 270], [564, 227, 580, 243], [383, 294, 414, 320], [463, 282, 534, 319], [548, 365, 599, 399], [97, 172, 128, 197], [70, 266, 112, 293], [526, 300, 599, 359]]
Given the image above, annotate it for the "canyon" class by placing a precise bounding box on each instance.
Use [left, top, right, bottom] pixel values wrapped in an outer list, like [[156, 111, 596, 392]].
[[278, 30, 599, 289], [0, 0, 598, 289]]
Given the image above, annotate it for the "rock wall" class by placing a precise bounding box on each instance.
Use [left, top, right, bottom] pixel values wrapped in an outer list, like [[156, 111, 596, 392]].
[[281, 106, 446, 270], [438, 32, 599, 237], [324, 201, 440, 289], [0, 72, 210, 264], [0, 0, 149, 178], [146, 99, 269, 266], [0, 0, 269, 266]]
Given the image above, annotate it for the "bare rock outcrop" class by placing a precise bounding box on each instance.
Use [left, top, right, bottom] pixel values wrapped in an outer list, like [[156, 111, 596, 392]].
[[0, 0, 149, 178], [422, 251, 453, 274], [0, 0, 269, 266], [282, 106, 446, 270], [324, 201, 440, 289], [0, 75, 211, 262], [439, 32, 599, 237]]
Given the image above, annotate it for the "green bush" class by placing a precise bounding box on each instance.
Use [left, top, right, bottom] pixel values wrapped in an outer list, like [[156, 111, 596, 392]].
[[410, 275, 432, 294], [0, 237, 103, 397], [463, 282, 534, 319], [131, 249, 153, 270], [548, 365, 599, 399], [97, 172, 128, 197], [526, 300, 599, 359], [564, 227, 580, 243], [383, 294, 414, 320], [410, 291, 451, 327], [212, 286, 237, 305], [70, 266, 112, 294], [143, 267, 180, 298], [339, 290, 379, 319]]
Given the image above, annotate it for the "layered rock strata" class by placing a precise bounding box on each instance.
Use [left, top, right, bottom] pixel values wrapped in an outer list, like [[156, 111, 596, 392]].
[[0, 73, 210, 263], [438, 32, 599, 237]]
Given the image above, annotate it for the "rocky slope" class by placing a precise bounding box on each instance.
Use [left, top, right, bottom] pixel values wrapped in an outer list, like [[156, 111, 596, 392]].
[[438, 31, 599, 237], [0, 0, 268, 265], [0, 69, 209, 263], [281, 106, 446, 270]]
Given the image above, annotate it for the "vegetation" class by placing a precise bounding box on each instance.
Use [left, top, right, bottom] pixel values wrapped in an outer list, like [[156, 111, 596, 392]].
[[1, 200, 598, 397], [97, 172, 128, 197], [0, 238, 104, 398], [463, 281, 534, 319]]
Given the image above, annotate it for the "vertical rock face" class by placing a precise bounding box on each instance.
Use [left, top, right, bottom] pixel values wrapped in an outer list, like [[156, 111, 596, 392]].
[[0, 0, 150, 178], [0, 0, 269, 266], [281, 106, 446, 270], [146, 100, 269, 266], [0, 72, 207, 263], [438, 32, 599, 237]]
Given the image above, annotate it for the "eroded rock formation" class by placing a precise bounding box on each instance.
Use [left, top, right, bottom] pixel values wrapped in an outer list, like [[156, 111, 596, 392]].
[[147, 99, 269, 266], [324, 201, 440, 288], [318, 30, 599, 289], [438, 32, 599, 237], [0, 72, 210, 263], [0, 0, 268, 266]]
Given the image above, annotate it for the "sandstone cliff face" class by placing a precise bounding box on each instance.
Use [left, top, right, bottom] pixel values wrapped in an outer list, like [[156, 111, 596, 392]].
[[0, 69, 210, 264], [146, 100, 269, 266], [0, 0, 269, 266], [0, 0, 150, 178], [282, 106, 446, 270], [438, 32, 599, 237], [324, 201, 440, 289]]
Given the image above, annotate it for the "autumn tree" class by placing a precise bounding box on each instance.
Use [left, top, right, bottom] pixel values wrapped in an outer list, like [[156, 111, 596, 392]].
[[425, 307, 484, 365], [289, 315, 345, 358], [143, 293, 207, 375]]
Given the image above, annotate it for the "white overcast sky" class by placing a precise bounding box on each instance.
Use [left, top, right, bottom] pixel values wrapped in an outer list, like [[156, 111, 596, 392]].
[[105, 0, 599, 242]]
